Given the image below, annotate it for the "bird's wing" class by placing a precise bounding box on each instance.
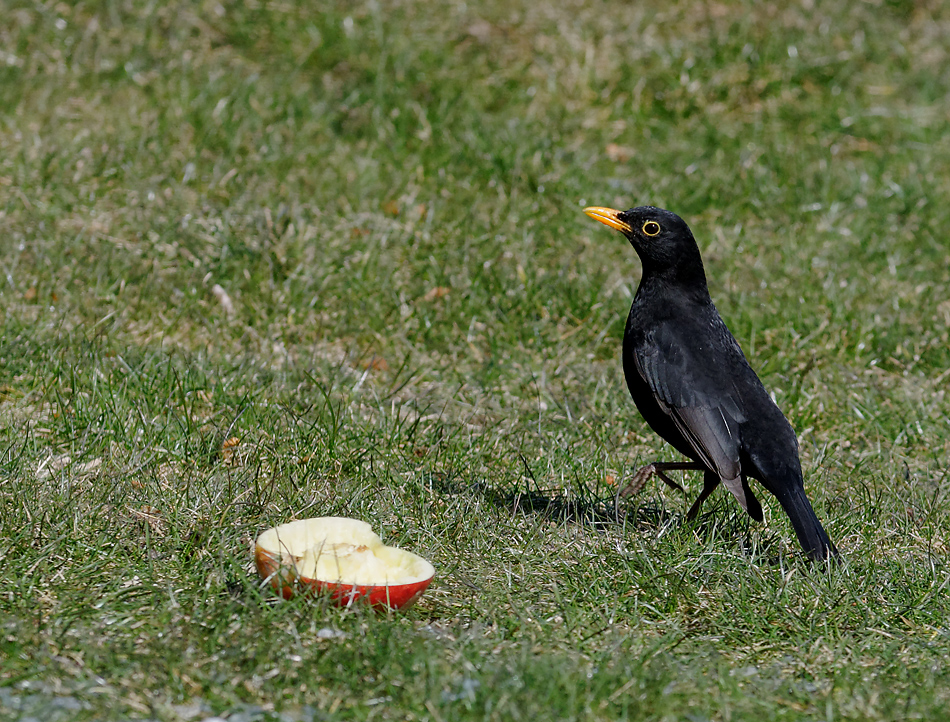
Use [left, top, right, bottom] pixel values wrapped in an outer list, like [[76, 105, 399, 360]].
[[634, 321, 762, 517], [672, 405, 741, 481]]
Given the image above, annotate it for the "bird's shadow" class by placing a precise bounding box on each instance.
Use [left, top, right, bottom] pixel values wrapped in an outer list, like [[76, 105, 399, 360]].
[[426, 464, 731, 534], [424, 460, 782, 561]]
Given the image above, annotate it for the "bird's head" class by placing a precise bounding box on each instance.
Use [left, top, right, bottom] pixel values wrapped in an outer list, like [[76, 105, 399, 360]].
[[583, 205, 707, 287]]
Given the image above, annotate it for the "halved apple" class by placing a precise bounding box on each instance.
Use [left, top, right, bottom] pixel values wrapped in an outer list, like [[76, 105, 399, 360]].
[[254, 517, 435, 610]]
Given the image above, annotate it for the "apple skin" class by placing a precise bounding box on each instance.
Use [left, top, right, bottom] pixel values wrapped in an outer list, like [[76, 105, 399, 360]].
[[254, 538, 434, 610]]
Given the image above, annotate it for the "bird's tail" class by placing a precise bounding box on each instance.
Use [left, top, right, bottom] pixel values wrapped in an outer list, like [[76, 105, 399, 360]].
[[775, 484, 838, 561]]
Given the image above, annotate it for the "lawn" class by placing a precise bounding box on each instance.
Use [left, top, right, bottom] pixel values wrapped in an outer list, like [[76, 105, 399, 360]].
[[2, 0, 950, 719]]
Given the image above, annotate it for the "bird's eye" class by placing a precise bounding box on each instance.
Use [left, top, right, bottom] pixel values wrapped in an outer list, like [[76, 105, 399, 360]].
[[642, 221, 661, 236]]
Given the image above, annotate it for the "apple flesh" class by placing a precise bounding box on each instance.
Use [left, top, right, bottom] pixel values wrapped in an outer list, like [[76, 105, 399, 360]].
[[254, 517, 435, 609]]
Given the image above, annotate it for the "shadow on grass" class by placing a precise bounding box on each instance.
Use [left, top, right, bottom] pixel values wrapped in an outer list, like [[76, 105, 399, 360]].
[[429, 456, 796, 566], [425, 459, 761, 545]]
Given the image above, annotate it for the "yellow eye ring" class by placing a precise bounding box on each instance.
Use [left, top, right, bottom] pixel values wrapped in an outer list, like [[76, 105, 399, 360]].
[[642, 221, 661, 236]]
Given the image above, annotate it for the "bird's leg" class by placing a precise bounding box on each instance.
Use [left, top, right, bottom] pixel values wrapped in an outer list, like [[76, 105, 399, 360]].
[[617, 460, 704, 498], [685, 472, 721, 521]]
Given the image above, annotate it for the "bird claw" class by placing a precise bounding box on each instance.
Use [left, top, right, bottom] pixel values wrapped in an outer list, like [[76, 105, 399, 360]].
[[617, 463, 686, 499], [617, 464, 657, 498]]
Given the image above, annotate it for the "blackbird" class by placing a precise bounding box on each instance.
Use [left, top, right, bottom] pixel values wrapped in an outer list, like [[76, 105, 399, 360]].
[[584, 205, 836, 560]]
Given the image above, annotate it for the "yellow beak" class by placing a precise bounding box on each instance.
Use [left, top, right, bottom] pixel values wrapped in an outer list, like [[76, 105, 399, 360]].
[[583, 206, 632, 234]]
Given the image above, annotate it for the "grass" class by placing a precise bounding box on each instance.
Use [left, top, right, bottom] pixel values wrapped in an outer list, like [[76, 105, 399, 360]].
[[2, 0, 950, 719]]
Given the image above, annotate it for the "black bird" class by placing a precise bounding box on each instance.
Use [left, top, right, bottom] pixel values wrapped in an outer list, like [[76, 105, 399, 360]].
[[584, 205, 836, 560]]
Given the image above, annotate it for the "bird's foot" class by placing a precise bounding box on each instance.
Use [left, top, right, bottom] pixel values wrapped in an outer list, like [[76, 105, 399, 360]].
[[617, 464, 656, 498], [617, 463, 686, 499]]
